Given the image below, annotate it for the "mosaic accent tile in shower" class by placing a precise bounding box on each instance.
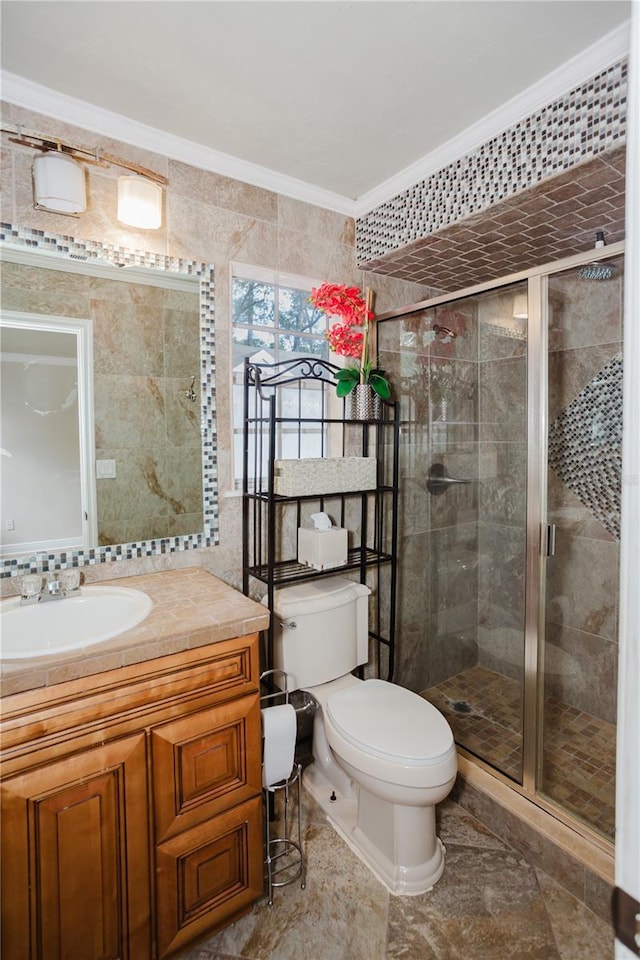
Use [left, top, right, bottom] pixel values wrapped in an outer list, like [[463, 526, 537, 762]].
[[548, 356, 622, 540], [357, 59, 627, 265], [0, 224, 219, 578]]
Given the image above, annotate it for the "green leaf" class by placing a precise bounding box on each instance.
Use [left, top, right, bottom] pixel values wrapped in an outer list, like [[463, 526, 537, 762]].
[[336, 379, 357, 397], [369, 374, 391, 400], [335, 367, 360, 382]]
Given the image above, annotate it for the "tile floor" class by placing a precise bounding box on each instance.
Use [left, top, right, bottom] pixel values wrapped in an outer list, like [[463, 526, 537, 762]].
[[424, 666, 616, 838], [176, 791, 614, 960]]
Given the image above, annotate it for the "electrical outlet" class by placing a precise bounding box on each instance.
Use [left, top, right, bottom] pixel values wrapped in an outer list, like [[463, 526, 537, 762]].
[[6, 519, 15, 531]]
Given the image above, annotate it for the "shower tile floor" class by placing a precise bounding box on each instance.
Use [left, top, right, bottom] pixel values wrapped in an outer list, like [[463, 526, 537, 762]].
[[423, 665, 616, 839], [175, 792, 613, 960]]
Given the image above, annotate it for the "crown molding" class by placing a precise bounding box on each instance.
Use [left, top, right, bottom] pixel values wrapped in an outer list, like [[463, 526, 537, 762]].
[[1, 20, 629, 222], [0, 71, 356, 217], [352, 20, 630, 218]]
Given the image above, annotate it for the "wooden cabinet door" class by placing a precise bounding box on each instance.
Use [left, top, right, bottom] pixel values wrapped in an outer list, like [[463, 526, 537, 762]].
[[151, 693, 261, 842], [1, 734, 150, 960], [155, 795, 263, 959]]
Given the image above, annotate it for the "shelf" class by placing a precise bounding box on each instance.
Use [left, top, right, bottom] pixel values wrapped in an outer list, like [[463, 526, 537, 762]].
[[241, 357, 399, 680], [244, 485, 395, 504], [247, 548, 392, 587]]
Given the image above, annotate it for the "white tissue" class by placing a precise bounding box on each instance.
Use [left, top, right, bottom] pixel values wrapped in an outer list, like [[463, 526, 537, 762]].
[[310, 511, 332, 531], [261, 704, 296, 789]]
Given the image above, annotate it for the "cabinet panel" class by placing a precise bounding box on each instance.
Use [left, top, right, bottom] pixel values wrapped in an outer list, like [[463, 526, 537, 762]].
[[1, 733, 150, 960], [152, 693, 261, 841], [155, 795, 263, 959]]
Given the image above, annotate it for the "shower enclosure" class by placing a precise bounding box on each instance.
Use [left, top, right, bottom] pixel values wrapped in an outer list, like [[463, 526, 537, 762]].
[[377, 244, 624, 843]]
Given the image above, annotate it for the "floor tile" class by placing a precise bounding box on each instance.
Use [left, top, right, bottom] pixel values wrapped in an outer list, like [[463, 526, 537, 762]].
[[174, 795, 613, 960], [536, 868, 614, 960]]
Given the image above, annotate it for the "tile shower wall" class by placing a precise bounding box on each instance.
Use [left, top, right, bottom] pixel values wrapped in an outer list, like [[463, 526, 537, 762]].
[[0, 101, 429, 589], [544, 260, 624, 725], [477, 288, 528, 683], [378, 301, 481, 694], [379, 287, 529, 697]]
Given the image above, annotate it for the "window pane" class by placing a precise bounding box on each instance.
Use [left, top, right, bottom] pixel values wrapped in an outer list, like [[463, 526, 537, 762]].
[[233, 278, 275, 326], [279, 287, 327, 334], [232, 328, 275, 368], [280, 385, 324, 419], [278, 334, 327, 358]]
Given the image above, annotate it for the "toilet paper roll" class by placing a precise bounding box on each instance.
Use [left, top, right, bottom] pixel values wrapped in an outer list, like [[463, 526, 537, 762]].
[[261, 703, 297, 789]]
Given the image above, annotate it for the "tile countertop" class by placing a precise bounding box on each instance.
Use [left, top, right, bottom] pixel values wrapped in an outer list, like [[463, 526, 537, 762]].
[[0, 568, 270, 699]]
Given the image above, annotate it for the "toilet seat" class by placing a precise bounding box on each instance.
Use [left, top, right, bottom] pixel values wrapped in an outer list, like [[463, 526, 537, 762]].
[[326, 678, 453, 765]]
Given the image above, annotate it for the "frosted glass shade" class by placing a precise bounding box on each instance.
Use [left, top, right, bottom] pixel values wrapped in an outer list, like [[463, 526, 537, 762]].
[[117, 176, 163, 229], [513, 293, 528, 319], [33, 152, 87, 214]]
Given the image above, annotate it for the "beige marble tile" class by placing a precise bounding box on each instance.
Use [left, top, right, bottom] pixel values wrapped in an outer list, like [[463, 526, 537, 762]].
[[278, 196, 354, 247], [387, 845, 557, 960], [536, 869, 614, 960], [167, 194, 279, 268], [169, 159, 278, 223], [191, 820, 389, 960], [277, 227, 354, 281], [94, 375, 166, 448]]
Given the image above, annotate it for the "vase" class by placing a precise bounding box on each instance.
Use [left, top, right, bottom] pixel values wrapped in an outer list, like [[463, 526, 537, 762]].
[[346, 384, 381, 421]]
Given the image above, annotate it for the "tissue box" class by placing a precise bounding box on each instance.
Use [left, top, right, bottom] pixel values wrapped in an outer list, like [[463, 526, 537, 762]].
[[298, 527, 348, 570], [274, 457, 377, 497]]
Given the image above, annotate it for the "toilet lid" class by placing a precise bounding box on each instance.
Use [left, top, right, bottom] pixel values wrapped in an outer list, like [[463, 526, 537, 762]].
[[326, 679, 453, 765]]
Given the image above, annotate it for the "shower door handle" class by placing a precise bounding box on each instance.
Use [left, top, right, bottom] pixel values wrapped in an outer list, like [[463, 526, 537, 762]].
[[542, 523, 557, 557], [427, 463, 474, 496]]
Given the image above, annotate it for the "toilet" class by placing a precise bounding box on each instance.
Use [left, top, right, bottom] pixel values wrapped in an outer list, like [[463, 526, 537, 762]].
[[270, 576, 457, 896]]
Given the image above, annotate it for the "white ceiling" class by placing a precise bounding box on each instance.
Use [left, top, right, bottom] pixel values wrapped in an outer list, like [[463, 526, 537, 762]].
[[0, 1, 631, 211]]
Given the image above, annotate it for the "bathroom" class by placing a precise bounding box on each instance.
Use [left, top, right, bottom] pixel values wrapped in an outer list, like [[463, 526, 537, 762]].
[[1, 3, 639, 959]]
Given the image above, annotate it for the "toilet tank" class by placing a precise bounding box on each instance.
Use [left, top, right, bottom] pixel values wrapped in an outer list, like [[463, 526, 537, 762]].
[[267, 577, 371, 689]]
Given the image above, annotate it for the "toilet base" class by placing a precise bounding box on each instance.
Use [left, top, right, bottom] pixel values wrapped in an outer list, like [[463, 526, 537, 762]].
[[303, 763, 446, 896]]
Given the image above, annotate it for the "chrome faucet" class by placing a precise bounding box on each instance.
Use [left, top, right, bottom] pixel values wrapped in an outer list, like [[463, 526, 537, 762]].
[[20, 571, 81, 605]]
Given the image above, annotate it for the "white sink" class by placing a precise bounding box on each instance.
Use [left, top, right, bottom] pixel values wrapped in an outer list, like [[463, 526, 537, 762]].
[[0, 586, 154, 660]]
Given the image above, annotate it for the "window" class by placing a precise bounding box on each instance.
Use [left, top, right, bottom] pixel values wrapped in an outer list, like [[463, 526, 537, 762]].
[[231, 265, 331, 487]]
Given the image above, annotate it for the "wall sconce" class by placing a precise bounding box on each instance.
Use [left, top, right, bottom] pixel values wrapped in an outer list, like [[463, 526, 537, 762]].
[[32, 151, 87, 215], [2, 123, 167, 228], [117, 175, 163, 230], [512, 293, 528, 319]]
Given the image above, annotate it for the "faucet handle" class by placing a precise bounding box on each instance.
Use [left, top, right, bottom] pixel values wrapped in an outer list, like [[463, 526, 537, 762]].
[[21, 574, 43, 601], [60, 569, 81, 593]]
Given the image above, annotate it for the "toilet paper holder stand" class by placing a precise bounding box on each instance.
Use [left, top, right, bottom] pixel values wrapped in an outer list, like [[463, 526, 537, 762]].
[[260, 668, 306, 906]]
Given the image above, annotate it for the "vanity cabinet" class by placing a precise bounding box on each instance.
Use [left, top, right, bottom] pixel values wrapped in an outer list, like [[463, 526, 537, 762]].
[[0, 632, 263, 960]]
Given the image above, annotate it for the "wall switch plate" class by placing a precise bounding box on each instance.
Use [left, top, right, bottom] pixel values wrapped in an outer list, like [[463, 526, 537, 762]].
[[96, 459, 117, 479]]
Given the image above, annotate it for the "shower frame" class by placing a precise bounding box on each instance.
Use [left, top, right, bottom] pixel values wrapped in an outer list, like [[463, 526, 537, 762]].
[[376, 239, 625, 852]]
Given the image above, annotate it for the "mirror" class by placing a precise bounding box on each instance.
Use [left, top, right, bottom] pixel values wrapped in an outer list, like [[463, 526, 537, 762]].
[[0, 223, 218, 578]]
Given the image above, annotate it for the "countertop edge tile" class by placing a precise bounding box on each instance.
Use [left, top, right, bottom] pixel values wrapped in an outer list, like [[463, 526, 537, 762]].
[[1, 567, 269, 698]]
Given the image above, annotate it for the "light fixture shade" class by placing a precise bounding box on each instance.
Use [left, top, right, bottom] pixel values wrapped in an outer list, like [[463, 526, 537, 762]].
[[33, 151, 87, 215], [117, 175, 163, 229], [513, 293, 528, 319]]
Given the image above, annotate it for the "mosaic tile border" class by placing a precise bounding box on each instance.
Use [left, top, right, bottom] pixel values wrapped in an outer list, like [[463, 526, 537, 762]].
[[357, 58, 628, 264], [548, 355, 622, 540], [0, 223, 219, 578]]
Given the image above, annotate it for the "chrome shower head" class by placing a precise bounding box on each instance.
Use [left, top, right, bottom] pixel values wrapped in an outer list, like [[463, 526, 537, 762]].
[[577, 230, 616, 281], [577, 262, 615, 281]]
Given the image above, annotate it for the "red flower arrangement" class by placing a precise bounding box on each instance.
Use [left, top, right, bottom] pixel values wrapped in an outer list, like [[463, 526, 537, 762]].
[[309, 283, 391, 400]]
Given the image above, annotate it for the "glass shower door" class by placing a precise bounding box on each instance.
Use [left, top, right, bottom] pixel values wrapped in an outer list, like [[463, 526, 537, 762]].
[[539, 253, 624, 839], [378, 280, 529, 783]]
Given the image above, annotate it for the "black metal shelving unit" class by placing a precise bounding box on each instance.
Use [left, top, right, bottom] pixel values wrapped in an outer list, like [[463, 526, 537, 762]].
[[241, 357, 399, 681]]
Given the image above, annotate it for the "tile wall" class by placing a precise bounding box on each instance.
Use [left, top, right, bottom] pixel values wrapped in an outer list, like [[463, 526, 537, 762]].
[[357, 58, 627, 272], [0, 101, 429, 589]]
